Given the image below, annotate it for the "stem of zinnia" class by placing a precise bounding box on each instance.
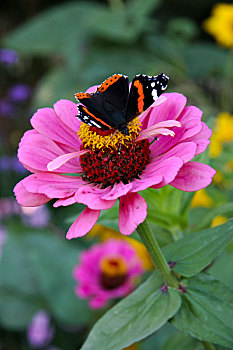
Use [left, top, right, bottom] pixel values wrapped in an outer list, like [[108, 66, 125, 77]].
[[137, 218, 179, 288]]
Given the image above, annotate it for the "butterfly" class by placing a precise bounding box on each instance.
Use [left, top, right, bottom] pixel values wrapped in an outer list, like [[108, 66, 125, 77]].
[[75, 73, 169, 135]]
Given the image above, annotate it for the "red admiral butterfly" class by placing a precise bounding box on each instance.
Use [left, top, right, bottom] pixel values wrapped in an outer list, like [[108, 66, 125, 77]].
[[75, 73, 169, 135]]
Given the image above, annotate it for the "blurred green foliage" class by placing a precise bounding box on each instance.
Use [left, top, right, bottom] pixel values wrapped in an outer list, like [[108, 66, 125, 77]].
[[0, 0, 233, 349]]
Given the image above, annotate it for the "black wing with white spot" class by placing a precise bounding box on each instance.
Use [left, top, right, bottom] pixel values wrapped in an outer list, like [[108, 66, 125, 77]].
[[126, 73, 169, 122]]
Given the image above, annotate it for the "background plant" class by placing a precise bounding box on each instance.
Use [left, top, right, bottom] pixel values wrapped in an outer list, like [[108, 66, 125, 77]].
[[0, 0, 233, 349]]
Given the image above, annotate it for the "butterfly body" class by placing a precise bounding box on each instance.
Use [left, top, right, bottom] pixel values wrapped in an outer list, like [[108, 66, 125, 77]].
[[75, 73, 169, 135]]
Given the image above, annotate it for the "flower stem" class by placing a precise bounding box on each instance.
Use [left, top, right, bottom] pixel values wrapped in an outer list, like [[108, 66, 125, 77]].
[[137, 219, 179, 288], [202, 341, 216, 350]]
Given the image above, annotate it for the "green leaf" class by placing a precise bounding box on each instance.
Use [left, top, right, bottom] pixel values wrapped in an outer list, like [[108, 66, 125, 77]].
[[182, 43, 227, 78], [194, 202, 233, 231], [0, 223, 91, 327], [81, 271, 181, 350], [163, 221, 233, 277], [208, 250, 233, 289], [0, 231, 39, 296], [0, 288, 41, 330], [33, 65, 84, 108], [3, 2, 95, 58], [171, 274, 233, 348], [141, 323, 176, 350], [162, 332, 203, 350], [26, 233, 92, 326]]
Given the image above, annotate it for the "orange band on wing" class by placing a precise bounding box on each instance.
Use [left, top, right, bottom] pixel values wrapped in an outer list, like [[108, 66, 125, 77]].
[[97, 74, 122, 93], [133, 80, 144, 113], [75, 92, 91, 100], [82, 107, 111, 128]]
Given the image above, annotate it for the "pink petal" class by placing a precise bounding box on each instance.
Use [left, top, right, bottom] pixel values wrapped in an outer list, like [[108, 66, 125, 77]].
[[132, 156, 183, 192], [85, 85, 99, 94], [119, 193, 147, 235], [31, 107, 80, 149], [101, 182, 133, 200], [151, 141, 197, 163], [18, 131, 81, 173], [75, 185, 115, 210], [14, 181, 50, 207], [53, 99, 81, 131], [89, 296, 107, 309], [22, 173, 84, 199], [66, 207, 101, 239], [47, 149, 89, 171], [136, 127, 175, 141], [140, 93, 187, 130], [178, 106, 203, 140], [170, 161, 216, 192], [141, 119, 182, 132], [184, 122, 212, 155], [53, 196, 76, 207]]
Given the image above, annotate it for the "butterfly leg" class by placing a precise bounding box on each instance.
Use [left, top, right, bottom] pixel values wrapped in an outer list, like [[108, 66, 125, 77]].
[[105, 129, 118, 146], [118, 136, 124, 154]]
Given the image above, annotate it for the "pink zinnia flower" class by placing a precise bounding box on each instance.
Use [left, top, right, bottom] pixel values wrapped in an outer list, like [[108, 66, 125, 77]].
[[14, 82, 215, 238], [73, 239, 144, 309]]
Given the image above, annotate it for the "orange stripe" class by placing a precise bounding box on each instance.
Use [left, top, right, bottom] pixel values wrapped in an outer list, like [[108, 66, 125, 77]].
[[134, 80, 144, 113], [97, 74, 122, 93], [75, 92, 91, 100], [82, 107, 111, 128]]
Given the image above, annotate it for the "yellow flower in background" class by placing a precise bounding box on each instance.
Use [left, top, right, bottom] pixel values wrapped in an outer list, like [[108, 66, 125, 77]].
[[191, 189, 213, 208], [226, 160, 233, 171], [212, 170, 224, 185], [88, 224, 153, 270], [124, 344, 138, 350], [210, 112, 233, 158], [211, 215, 228, 227], [203, 3, 233, 48]]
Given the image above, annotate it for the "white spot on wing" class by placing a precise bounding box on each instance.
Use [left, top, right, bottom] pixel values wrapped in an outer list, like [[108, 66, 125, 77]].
[[152, 89, 158, 100]]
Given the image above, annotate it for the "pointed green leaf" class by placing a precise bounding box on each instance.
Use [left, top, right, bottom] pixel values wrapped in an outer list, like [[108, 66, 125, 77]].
[[171, 274, 233, 348], [81, 271, 181, 350], [162, 332, 203, 350], [163, 221, 233, 277]]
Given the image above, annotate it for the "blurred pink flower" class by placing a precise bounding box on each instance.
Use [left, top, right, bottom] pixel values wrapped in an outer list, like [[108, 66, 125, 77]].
[[14, 89, 215, 238], [27, 311, 54, 348], [73, 239, 144, 309]]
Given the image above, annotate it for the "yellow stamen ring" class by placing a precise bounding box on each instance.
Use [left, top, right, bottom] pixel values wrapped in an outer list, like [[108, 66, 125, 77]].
[[77, 117, 141, 151]]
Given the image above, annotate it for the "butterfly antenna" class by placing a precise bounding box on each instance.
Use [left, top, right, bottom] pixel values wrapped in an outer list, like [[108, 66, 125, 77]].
[[105, 129, 118, 146]]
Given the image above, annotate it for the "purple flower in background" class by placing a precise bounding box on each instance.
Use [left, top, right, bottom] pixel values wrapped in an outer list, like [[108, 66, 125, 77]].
[[8, 84, 31, 103], [0, 48, 19, 66], [0, 99, 15, 118], [0, 156, 27, 173], [0, 197, 20, 217], [0, 224, 7, 260], [27, 311, 54, 348], [21, 205, 50, 228]]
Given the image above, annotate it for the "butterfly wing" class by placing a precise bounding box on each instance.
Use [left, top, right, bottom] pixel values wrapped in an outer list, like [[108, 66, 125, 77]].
[[77, 105, 112, 129], [75, 74, 129, 129], [126, 73, 169, 122]]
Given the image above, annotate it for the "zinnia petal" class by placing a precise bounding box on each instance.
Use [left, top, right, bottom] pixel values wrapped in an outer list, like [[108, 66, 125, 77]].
[[14, 181, 50, 207], [170, 161, 216, 191], [47, 149, 89, 172], [66, 207, 101, 239], [119, 193, 147, 235]]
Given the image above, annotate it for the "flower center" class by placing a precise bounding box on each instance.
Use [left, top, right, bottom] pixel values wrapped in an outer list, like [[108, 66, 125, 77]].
[[80, 139, 150, 187], [100, 256, 127, 290]]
